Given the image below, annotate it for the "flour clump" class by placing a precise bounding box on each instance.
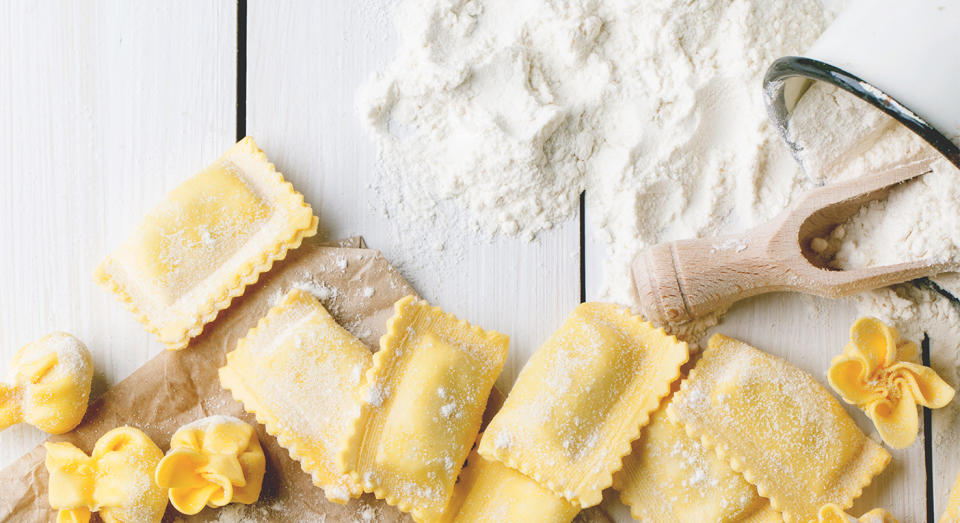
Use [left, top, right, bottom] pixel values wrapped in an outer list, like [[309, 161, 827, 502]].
[[361, 0, 835, 305]]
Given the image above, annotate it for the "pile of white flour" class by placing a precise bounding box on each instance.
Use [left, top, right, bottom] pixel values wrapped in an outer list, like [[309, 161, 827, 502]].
[[361, 0, 960, 364], [360, 0, 839, 305]]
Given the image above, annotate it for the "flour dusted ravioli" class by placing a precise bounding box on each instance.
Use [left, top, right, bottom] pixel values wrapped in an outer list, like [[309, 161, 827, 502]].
[[340, 296, 508, 522], [219, 289, 370, 503], [444, 449, 579, 523], [478, 302, 689, 508], [614, 401, 780, 523], [96, 137, 318, 350], [667, 334, 891, 523]]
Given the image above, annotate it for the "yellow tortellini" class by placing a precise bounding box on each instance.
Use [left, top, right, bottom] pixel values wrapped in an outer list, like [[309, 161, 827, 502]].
[[154, 415, 266, 515], [44, 426, 167, 523], [1, 332, 93, 434], [828, 317, 955, 449]]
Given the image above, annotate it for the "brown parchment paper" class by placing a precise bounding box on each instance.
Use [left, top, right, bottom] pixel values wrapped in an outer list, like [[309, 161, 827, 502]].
[[0, 237, 428, 522], [0, 235, 612, 523]]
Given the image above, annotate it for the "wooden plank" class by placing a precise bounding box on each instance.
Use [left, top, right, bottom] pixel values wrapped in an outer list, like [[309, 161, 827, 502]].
[[0, 0, 235, 467], [245, 0, 581, 391], [931, 319, 960, 518]]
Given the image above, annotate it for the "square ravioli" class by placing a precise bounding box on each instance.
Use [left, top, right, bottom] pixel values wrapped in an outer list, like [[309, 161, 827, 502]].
[[218, 289, 369, 503], [96, 137, 318, 349], [339, 296, 509, 523], [443, 448, 580, 523], [614, 400, 780, 523], [667, 334, 891, 523], [477, 302, 689, 508]]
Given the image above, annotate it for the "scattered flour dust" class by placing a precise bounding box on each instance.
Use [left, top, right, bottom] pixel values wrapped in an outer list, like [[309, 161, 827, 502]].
[[360, 0, 839, 305]]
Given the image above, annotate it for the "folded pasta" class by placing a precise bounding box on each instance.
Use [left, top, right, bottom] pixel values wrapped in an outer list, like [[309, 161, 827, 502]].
[[45, 426, 167, 523], [219, 289, 370, 503], [444, 448, 579, 523], [339, 296, 509, 523], [478, 302, 689, 508], [667, 334, 891, 523], [0, 332, 93, 435], [614, 401, 781, 523], [154, 415, 266, 515], [96, 137, 318, 350]]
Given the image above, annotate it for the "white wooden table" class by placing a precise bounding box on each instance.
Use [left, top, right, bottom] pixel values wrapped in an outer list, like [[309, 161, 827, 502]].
[[0, 2, 949, 521]]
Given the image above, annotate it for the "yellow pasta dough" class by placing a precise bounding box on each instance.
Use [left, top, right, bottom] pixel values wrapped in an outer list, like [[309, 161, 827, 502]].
[[219, 289, 370, 503], [95, 137, 319, 350], [943, 472, 960, 523], [44, 426, 167, 523], [614, 401, 781, 523], [0, 332, 93, 435], [444, 448, 579, 523], [339, 296, 509, 523], [478, 302, 689, 508], [818, 503, 898, 523], [667, 334, 891, 523], [828, 317, 954, 449], [155, 415, 266, 515]]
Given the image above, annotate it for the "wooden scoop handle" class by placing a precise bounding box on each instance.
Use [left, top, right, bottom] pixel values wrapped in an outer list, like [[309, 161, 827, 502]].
[[632, 224, 949, 327], [632, 228, 790, 325], [633, 156, 943, 328]]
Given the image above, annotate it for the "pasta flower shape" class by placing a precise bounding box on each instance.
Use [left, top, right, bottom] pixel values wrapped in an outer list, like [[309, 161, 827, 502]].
[[44, 426, 167, 523], [828, 317, 955, 449], [818, 503, 898, 522], [1, 332, 94, 435], [155, 416, 266, 515]]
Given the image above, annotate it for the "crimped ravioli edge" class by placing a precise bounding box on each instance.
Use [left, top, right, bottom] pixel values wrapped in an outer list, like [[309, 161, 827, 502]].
[[217, 292, 365, 504], [94, 137, 319, 350], [479, 303, 690, 509], [339, 295, 509, 522], [665, 338, 891, 523]]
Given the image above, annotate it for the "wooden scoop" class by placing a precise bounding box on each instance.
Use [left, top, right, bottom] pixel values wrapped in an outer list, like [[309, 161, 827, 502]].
[[632, 156, 948, 327]]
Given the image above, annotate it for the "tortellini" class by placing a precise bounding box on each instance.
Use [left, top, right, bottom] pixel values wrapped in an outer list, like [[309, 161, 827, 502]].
[[45, 426, 167, 523], [829, 317, 955, 449], [155, 416, 266, 515], [1, 332, 93, 434]]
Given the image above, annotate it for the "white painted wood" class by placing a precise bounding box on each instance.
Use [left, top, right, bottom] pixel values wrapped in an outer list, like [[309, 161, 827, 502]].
[[0, 0, 235, 467], [244, 0, 581, 391], [932, 323, 960, 519], [0, 1, 943, 521]]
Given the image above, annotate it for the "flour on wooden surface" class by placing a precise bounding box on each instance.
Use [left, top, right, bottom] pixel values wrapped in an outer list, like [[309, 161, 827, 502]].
[[361, 0, 836, 304]]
